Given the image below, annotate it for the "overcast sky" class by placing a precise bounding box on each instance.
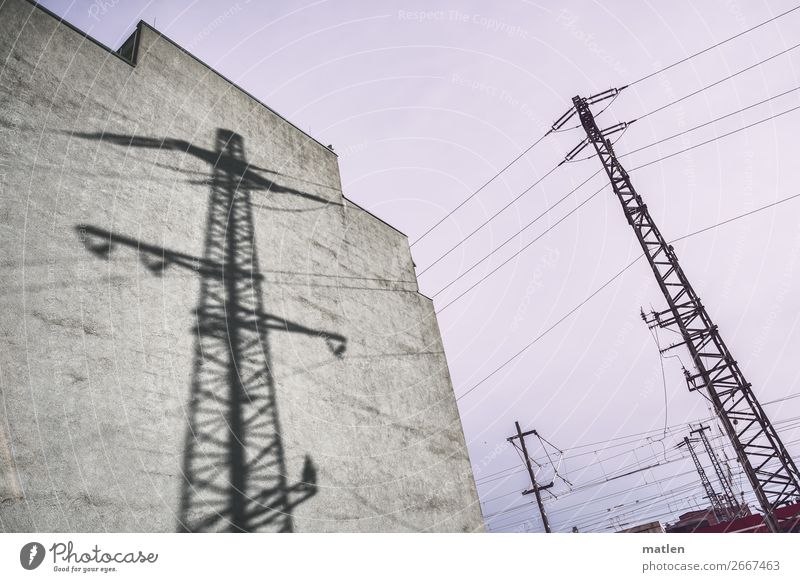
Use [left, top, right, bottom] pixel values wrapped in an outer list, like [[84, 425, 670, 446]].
[[38, 0, 800, 532]]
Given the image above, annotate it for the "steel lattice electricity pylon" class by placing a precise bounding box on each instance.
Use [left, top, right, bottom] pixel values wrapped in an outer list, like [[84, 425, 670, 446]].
[[554, 88, 800, 532], [692, 425, 743, 520], [677, 436, 728, 522]]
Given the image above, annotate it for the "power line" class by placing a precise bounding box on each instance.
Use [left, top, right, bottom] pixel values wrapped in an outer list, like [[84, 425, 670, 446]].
[[556, 480, 702, 524], [483, 501, 536, 520], [558, 420, 706, 453], [493, 474, 705, 531], [577, 415, 796, 491], [417, 44, 800, 279], [483, 424, 800, 530], [481, 489, 524, 504], [430, 170, 603, 298], [566, 421, 782, 495], [487, 403, 797, 507], [568, 486, 711, 532], [477, 388, 800, 489], [454, 255, 642, 401], [476, 424, 687, 486], [476, 392, 800, 507], [562, 450, 690, 496], [415, 11, 799, 263], [636, 39, 800, 122], [410, 131, 552, 246], [622, 85, 800, 158], [580, 483, 763, 532], [490, 460, 727, 529], [763, 392, 800, 407], [485, 405, 800, 530], [482, 446, 692, 519], [670, 192, 800, 242], [491, 484, 697, 528], [493, 459, 732, 531], [417, 165, 560, 277], [647, 326, 670, 436], [630, 103, 800, 171], [436, 103, 800, 315], [554, 480, 703, 523], [436, 183, 608, 311], [475, 467, 528, 486], [489, 435, 800, 531], [423, 85, 798, 288], [627, 5, 800, 87], [454, 186, 800, 403], [475, 463, 525, 484], [544, 477, 700, 521]]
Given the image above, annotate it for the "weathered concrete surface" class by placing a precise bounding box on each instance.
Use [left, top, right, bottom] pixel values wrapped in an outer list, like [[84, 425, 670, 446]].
[[0, 0, 483, 532]]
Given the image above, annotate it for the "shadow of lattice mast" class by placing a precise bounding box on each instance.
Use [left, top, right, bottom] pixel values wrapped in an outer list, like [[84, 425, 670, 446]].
[[75, 128, 346, 532]]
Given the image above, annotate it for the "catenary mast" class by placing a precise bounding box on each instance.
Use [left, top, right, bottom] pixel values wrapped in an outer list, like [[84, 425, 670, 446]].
[[552, 88, 800, 532]]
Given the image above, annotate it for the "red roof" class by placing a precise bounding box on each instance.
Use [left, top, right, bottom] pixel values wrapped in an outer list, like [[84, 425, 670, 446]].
[[692, 503, 800, 533]]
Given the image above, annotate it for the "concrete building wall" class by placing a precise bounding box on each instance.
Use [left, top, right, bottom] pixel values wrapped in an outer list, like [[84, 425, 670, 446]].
[[0, 0, 482, 532]]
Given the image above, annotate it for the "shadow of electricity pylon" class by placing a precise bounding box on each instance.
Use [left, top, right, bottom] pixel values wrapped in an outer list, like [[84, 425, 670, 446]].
[[74, 128, 346, 532]]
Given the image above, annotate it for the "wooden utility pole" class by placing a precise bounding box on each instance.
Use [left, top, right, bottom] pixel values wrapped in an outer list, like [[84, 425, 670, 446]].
[[508, 421, 554, 533]]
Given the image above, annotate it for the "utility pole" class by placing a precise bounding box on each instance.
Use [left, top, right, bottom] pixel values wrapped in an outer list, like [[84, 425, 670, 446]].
[[507, 421, 554, 533], [692, 425, 743, 520], [678, 436, 727, 522], [554, 88, 800, 532]]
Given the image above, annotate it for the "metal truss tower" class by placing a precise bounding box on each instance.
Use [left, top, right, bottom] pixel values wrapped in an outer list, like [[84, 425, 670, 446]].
[[692, 425, 743, 520], [678, 436, 728, 521], [554, 88, 800, 532]]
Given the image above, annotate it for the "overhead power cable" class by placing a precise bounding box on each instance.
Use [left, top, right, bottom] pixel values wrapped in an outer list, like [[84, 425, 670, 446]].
[[452, 88, 797, 296], [435, 103, 800, 314], [417, 40, 800, 277], [628, 5, 800, 87], [430, 170, 603, 298], [490, 470, 704, 531], [630, 103, 800, 171], [670, 192, 800, 243], [490, 449, 732, 531], [637, 39, 800, 122], [480, 412, 800, 507], [490, 430, 800, 531], [475, 422, 693, 486], [412, 9, 800, 255], [621, 85, 800, 159], [417, 165, 560, 277], [554, 480, 702, 523], [411, 131, 552, 246], [435, 183, 608, 310], [488, 458, 717, 529], [476, 386, 800, 490], [481, 489, 525, 504], [454, 189, 800, 401], [454, 256, 643, 401], [484, 424, 800, 530]]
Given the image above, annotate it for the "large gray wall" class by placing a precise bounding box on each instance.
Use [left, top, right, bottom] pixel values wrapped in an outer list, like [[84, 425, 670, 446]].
[[0, 0, 482, 532]]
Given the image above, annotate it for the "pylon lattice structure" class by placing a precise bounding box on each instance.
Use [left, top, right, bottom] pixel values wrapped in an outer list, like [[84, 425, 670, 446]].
[[678, 436, 729, 521], [555, 88, 800, 532], [692, 425, 743, 520]]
